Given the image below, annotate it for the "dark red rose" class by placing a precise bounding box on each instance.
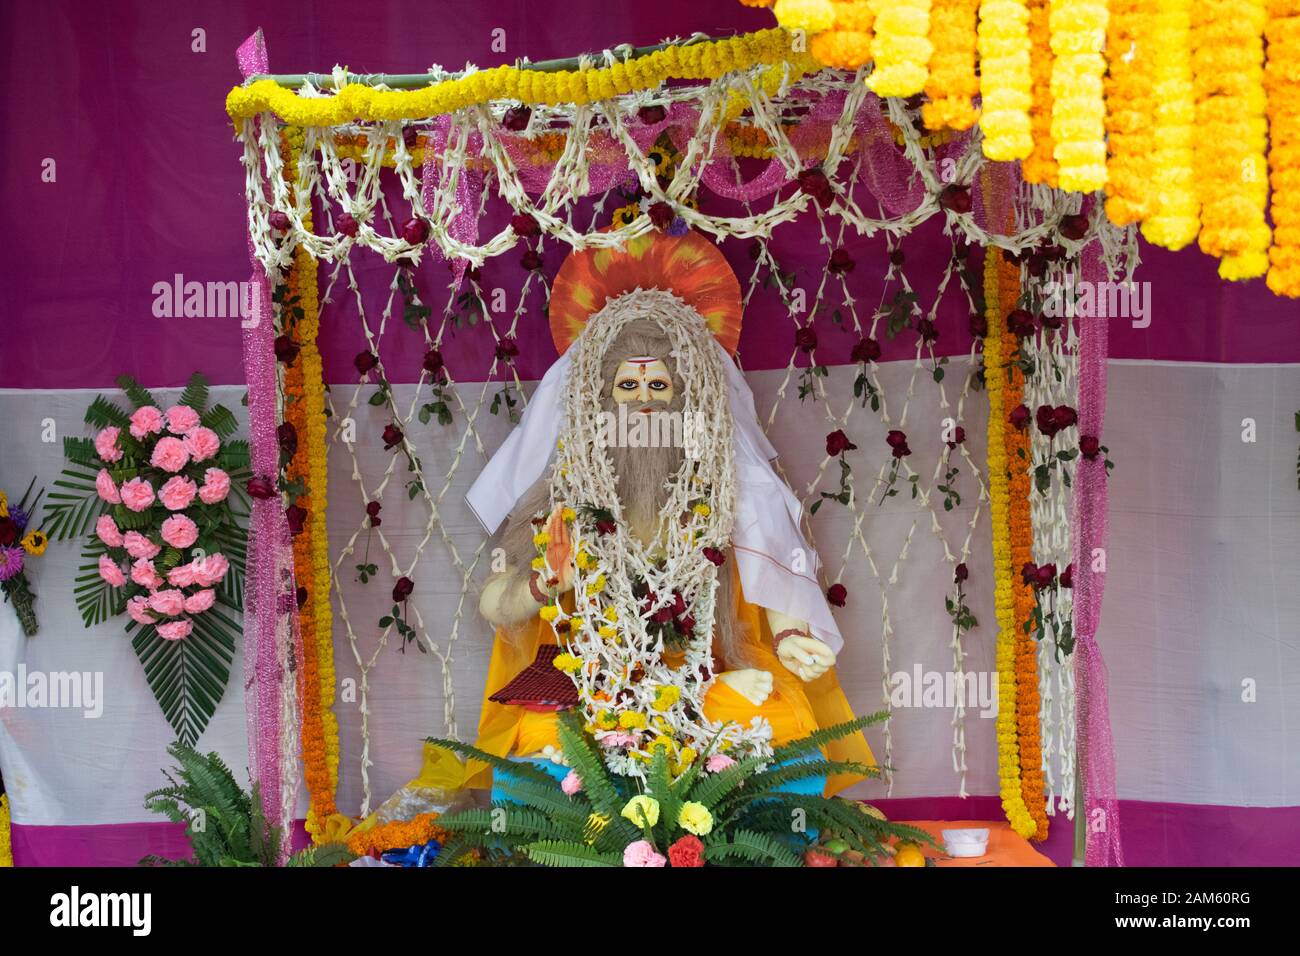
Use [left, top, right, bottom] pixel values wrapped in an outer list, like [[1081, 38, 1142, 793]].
[[939, 184, 972, 214], [794, 326, 818, 352], [403, 126, 420, 148], [463, 263, 482, 285], [947, 425, 966, 449], [1007, 309, 1037, 338], [1060, 563, 1074, 588], [702, 547, 726, 567], [1036, 404, 1060, 437], [274, 334, 300, 366], [852, 337, 882, 364], [653, 606, 675, 624], [797, 168, 835, 208], [891, 441, 912, 459], [953, 239, 971, 260], [392, 576, 415, 602], [1010, 404, 1031, 429], [366, 500, 382, 527], [916, 318, 939, 343], [1027, 254, 1048, 279], [889, 247, 906, 267], [495, 337, 519, 362], [637, 104, 667, 125], [969, 311, 988, 339], [422, 348, 444, 376], [0, 517, 17, 546], [503, 105, 532, 131], [886, 429, 909, 450], [677, 614, 696, 634], [268, 210, 290, 232], [1079, 434, 1101, 459], [954, 562, 969, 583], [826, 583, 848, 607], [296, 586, 309, 609], [1052, 405, 1078, 431], [1059, 213, 1090, 241], [1021, 561, 1039, 586], [401, 217, 430, 245], [335, 213, 359, 238], [277, 421, 298, 458], [1039, 310, 1063, 331], [667, 834, 705, 868], [285, 504, 307, 535], [382, 423, 404, 450], [1039, 243, 1066, 261], [825, 429, 857, 457], [595, 519, 617, 535], [671, 591, 687, 616], [521, 249, 543, 271], [648, 201, 676, 231], [354, 351, 378, 375], [828, 248, 855, 274], [510, 212, 540, 237], [748, 240, 763, 261], [1034, 563, 1057, 588], [246, 476, 278, 500]]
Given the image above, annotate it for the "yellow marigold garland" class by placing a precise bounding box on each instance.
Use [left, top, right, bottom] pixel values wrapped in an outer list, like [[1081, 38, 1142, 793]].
[[983, 248, 1037, 841], [0, 793, 12, 867], [1104, 0, 1156, 225], [998, 261, 1048, 843], [1141, 0, 1200, 249], [866, 0, 933, 96], [1049, 0, 1109, 192], [281, 130, 342, 844], [923, 0, 981, 130], [1265, 0, 1300, 296], [1023, 0, 1058, 185], [228, 30, 818, 125], [809, 1, 876, 68], [1192, 0, 1272, 280], [978, 0, 1034, 160], [774, 0, 838, 32], [345, 813, 450, 857]]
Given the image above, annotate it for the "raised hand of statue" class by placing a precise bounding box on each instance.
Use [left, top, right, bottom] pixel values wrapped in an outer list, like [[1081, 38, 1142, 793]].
[[776, 634, 836, 682], [717, 668, 773, 706]]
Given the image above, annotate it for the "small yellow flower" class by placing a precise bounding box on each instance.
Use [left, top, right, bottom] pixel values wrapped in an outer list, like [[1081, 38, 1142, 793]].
[[531, 556, 545, 569], [568, 616, 584, 632], [539, 605, 559, 622], [603, 606, 619, 622], [618, 711, 646, 730], [649, 734, 676, 755], [20, 530, 48, 557], [598, 624, 616, 639], [575, 550, 591, 570], [692, 503, 711, 517], [621, 794, 660, 828], [552, 653, 581, 673], [597, 710, 618, 729], [532, 532, 550, 547], [585, 574, 606, 596], [652, 685, 681, 711], [561, 507, 576, 522], [677, 801, 714, 836]]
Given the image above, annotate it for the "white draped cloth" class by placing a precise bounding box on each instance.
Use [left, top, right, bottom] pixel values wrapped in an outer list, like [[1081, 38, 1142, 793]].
[[465, 341, 844, 653]]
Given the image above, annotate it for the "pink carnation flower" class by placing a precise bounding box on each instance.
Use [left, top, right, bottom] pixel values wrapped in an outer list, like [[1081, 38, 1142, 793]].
[[95, 514, 124, 548], [193, 552, 229, 587], [600, 732, 639, 748], [705, 754, 736, 774], [622, 840, 667, 868], [130, 558, 163, 590], [561, 770, 583, 795], [123, 531, 161, 560], [150, 436, 190, 474], [129, 405, 164, 440], [96, 469, 121, 504], [198, 468, 231, 505], [184, 427, 220, 463], [94, 427, 123, 463], [157, 619, 193, 641], [119, 477, 155, 512], [126, 596, 154, 625], [167, 563, 198, 588], [148, 589, 185, 617], [160, 514, 198, 549], [165, 404, 201, 435], [183, 589, 216, 614], [159, 475, 198, 510], [98, 555, 126, 587]]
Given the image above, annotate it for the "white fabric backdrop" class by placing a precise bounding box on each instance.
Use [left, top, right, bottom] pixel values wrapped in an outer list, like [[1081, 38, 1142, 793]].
[[1, 359, 1297, 830]]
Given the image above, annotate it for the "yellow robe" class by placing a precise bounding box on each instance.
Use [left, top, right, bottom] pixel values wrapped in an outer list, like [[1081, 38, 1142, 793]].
[[469, 568, 874, 796]]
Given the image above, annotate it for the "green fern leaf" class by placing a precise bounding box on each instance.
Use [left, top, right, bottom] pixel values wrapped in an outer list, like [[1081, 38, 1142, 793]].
[[769, 711, 885, 766], [116, 375, 158, 411], [521, 841, 620, 867], [178, 373, 211, 416]]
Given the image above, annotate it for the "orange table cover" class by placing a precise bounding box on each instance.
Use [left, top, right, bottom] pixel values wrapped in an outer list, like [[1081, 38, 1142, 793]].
[[898, 820, 1056, 867]]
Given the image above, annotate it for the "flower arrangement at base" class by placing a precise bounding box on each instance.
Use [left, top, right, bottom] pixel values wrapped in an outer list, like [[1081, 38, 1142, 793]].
[[427, 711, 937, 867], [42, 374, 250, 745], [142, 742, 353, 867], [0, 480, 49, 637]]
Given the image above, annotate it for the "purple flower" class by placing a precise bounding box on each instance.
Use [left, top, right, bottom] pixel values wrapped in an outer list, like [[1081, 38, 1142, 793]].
[[8, 507, 28, 534], [0, 546, 24, 582]]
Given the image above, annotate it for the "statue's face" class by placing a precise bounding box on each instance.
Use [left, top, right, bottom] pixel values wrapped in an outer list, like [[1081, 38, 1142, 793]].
[[610, 358, 674, 411]]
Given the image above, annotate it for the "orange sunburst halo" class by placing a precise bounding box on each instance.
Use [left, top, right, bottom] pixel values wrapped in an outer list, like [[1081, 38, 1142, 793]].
[[549, 230, 743, 355]]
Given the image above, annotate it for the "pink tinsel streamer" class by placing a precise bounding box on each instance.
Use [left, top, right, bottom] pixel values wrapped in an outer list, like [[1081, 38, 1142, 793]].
[[236, 29, 296, 851], [423, 116, 483, 291], [1072, 241, 1123, 866]]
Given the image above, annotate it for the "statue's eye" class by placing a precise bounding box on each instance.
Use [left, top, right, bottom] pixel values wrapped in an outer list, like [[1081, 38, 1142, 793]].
[[616, 380, 638, 390], [649, 380, 669, 391]]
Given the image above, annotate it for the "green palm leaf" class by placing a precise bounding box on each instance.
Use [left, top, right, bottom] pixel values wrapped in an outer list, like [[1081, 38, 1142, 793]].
[[178, 373, 211, 416], [116, 375, 158, 411], [128, 612, 236, 747]]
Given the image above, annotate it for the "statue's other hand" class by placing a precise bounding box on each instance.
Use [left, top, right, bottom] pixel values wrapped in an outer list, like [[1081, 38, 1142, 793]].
[[717, 668, 774, 707], [777, 635, 836, 682]]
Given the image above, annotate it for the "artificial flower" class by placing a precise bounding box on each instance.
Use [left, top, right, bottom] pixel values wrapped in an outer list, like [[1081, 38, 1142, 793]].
[[677, 801, 714, 836], [621, 795, 661, 827], [622, 839, 667, 867], [119, 477, 155, 512]]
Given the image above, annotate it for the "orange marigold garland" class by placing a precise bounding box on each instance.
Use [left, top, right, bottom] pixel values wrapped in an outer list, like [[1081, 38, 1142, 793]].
[[1266, 0, 1300, 296], [1104, 0, 1157, 225], [998, 260, 1048, 843], [345, 813, 450, 857], [923, 0, 981, 130], [809, 1, 876, 68]]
